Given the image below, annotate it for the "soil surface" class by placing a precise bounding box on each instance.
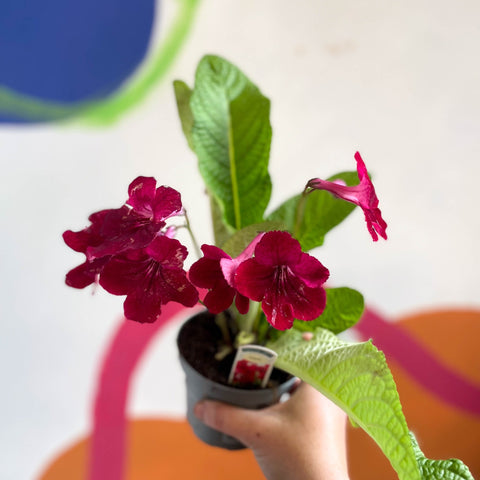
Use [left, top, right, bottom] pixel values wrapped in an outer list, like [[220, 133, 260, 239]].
[[177, 310, 290, 388]]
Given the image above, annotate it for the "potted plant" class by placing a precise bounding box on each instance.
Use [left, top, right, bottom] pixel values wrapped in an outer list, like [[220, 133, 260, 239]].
[[63, 54, 475, 480]]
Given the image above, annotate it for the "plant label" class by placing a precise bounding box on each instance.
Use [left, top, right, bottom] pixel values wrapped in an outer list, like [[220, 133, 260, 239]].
[[228, 345, 278, 388]]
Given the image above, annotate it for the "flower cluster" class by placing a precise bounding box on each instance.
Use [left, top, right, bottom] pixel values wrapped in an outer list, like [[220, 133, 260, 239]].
[[63, 177, 198, 323], [64, 153, 386, 329]]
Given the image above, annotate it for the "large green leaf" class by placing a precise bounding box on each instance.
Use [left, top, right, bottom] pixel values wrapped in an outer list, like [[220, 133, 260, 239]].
[[268, 328, 421, 480], [267, 171, 358, 251], [268, 329, 475, 480], [293, 287, 364, 334], [190, 55, 272, 230]]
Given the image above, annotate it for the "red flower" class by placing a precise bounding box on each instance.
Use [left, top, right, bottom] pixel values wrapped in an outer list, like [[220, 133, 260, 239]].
[[63, 177, 183, 289], [99, 236, 198, 323], [127, 176, 183, 223], [63, 177, 182, 261], [189, 245, 250, 314], [235, 231, 329, 330], [65, 256, 111, 289], [307, 152, 387, 241]]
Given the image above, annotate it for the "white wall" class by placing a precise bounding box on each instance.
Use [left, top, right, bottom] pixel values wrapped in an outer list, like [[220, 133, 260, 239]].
[[2, 1, 479, 478]]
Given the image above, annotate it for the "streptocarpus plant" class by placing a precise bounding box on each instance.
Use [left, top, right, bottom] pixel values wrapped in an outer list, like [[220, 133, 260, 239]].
[[63, 55, 475, 480]]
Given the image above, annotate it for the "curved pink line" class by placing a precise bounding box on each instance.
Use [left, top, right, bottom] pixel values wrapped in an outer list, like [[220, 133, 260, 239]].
[[354, 308, 480, 416], [88, 303, 203, 480]]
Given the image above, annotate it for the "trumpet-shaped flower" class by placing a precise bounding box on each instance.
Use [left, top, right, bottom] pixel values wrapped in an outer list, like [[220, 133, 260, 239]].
[[235, 231, 329, 330], [307, 152, 387, 241], [189, 245, 250, 315], [99, 236, 198, 323]]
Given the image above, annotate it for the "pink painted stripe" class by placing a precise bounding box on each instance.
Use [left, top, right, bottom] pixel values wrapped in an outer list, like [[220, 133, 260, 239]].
[[354, 308, 480, 416], [88, 303, 202, 480]]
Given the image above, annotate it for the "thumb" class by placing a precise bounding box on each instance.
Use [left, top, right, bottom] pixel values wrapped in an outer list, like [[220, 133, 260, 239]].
[[194, 400, 263, 447]]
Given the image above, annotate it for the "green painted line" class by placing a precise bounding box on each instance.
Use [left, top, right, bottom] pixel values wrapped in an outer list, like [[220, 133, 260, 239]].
[[0, 0, 202, 125]]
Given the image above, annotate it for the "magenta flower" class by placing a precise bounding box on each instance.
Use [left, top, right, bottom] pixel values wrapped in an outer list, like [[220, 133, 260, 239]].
[[127, 176, 183, 223], [63, 177, 184, 290], [65, 256, 111, 289], [189, 245, 250, 315], [235, 231, 330, 330], [63, 177, 182, 261], [307, 152, 387, 241], [99, 236, 198, 323]]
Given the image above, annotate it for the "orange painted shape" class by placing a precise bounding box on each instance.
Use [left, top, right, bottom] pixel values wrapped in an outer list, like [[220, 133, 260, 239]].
[[39, 309, 480, 480], [39, 418, 263, 480], [348, 309, 480, 480]]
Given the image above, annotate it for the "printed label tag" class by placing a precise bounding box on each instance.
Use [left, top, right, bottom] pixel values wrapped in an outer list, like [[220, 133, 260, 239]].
[[228, 345, 278, 388]]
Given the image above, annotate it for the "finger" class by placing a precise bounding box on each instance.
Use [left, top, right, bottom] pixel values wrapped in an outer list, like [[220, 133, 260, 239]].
[[194, 400, 265, 447]]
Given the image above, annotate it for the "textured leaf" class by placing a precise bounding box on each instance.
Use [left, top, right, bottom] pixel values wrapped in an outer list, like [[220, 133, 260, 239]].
[[267, 328, 421, 480], [190, 55, 272, 230], [173, 80, 194, 149], [221, 221, 285, 257], [209, 194, 233, 248], [410, 433, 475, 480], [267, 171, 358, 251], [293, 287, 364, 334]]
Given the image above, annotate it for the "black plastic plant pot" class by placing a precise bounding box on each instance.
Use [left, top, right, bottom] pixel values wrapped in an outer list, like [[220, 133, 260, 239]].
[[177, 311, 296, 450]]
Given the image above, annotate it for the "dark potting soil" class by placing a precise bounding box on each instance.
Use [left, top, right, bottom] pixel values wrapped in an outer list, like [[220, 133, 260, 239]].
[[177, 310, 290, 389]]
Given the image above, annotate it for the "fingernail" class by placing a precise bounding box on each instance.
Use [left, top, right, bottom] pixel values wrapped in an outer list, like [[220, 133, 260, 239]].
[[194, 401, 205, 420]]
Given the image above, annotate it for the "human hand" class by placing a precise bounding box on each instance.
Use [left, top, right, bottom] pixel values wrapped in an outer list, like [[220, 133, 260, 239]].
[[194, 382, 350, 480]]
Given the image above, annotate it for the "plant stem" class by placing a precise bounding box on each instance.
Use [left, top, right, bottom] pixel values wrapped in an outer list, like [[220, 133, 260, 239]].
[[243, 301, 262, 334], [293, 186, 309, 239], [183, 208, 201, 258]]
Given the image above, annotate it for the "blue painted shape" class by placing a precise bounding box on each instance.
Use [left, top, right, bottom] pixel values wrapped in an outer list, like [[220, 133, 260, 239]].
[[0, 0, 156, 122]]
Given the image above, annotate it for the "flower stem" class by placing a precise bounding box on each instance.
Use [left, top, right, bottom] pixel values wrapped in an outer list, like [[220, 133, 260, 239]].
[[293, 186, 309, 239], [183, 209, 201, 258], [243, 301, 262, 334]]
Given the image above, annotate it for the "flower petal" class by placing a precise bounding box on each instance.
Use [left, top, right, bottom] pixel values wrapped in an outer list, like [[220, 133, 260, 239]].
[[203, 281, 235, 314], [235, 259, 274, 301], [127, 176, 157, 214], [65, 257, 110, 289], [254, 231, 302, 266], [127, 177, 183, 222], [291, 253, 330, 288], [87, 206, 163, 260], [151, 185, 183, 222], [189, 244, 230, 288], [261, 292, 295, 330], [234, 293, 250, 315], [123, 288, 162, 323], [146, 236, 188, 268], [99, 254, 148, 295]]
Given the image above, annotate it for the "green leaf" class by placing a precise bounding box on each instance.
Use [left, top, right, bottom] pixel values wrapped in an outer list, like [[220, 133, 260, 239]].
[[267, 328, 421, 480], [221, 221, 285, 257], [190, 55, 272, 230], [293, 287, 364, 334], [209, 194, 233, 248], [267, 171, 358, 251], [173, 80, 194, 149], [410, 432, 475, 480]]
